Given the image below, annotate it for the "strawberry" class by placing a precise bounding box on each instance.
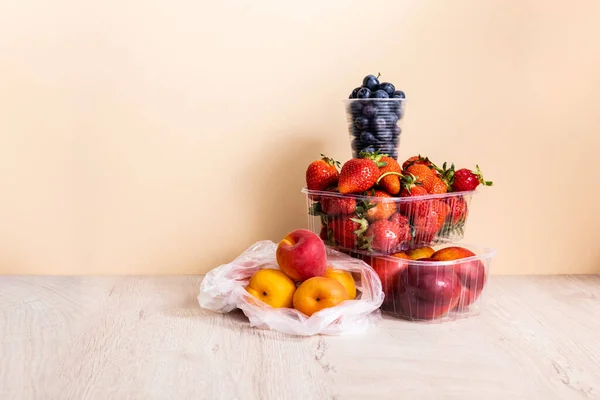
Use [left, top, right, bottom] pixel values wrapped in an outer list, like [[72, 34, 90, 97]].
[[321, 196, 356, 215], [445, 196, 468, 225], [319, 225, 329, 241], [376, 156, 402, 195], [390, 212, 409, 226], [365, 190, 397, 222], [365, 219, 412, 253], [306, 154, 340, 191], [402, 155, 433, 170], [417, 200, 450, 224], [405, 163, 437, 192], [451, 165, 493, 192], [330, 215, 368, 249], [428, 176, 448, 194], [398, 178, 428, 216], [338, 158, 382, 194], [412, 200, 449, 244]]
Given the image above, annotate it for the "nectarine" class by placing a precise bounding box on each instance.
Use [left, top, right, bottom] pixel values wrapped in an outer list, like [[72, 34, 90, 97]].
[[431, 246, 486, 308], [245, 269, 296, 308], [406, 246, 435, 260], [325, 268, 357, 300], [367, 254, 409, 312], [276, 229, 327, 281], [395, 261, 461, 319], [293, 277, 348, 316]]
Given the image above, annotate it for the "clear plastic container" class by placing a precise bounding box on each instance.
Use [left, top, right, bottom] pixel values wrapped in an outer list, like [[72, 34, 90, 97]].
[[345, 99, 407, 160], [343, 244, 495, 322], [303, 188, 474, 255]]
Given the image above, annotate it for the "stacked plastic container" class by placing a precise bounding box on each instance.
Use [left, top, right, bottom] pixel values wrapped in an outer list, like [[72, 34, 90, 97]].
[[302, 95, 496, 323]]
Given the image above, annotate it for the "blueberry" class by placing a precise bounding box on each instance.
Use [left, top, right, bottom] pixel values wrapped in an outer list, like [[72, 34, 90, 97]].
[[380, 143, 396, 154], [379, 82, 395, 96], [351, 125, 361, 137], [351, 139, 361, 151], [373, 102, 389, 114], [362, 104, 378, 118], [349, 87, 361, 99], [391, 125, 401, 137], [362, 75, 380, 91], [354, 116, 369, 130], [388, 101, 399, 113], [350, 101, 364, 115], [370, 90, 389, 99], [393, 90, 406, 99], [360, 131, 378, 145], [357, 87, 371, 99], [388, 114, 399, 126], [361, 145, 376, 154], [376, 129, 393, 141], [372, 116, 388, 132]]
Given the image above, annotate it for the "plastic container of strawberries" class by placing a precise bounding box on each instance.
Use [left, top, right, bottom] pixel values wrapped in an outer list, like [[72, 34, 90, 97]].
[[344, 243, 496, 322], [303, 188, 475, 255]]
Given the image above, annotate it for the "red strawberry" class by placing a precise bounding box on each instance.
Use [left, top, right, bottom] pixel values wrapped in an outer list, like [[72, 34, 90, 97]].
[[398, 180, 428, 216], [402, 155, 434, 170], [412, 200, 449, 244], [428, 176, 448, 194], [321, 196, 356, 215], [376, 156, 402, 195], [451, 165, 493, 192], [330, 215, 368, 249], [390, 212, 409, 226], [338, 158, 382, 194], [445, 196, 468, 225], [305, 154, 340, 191], [366, 190, 397, 222], [365, 219, 412, 253], [405, 163, 437, 192], [319, 225, 329, 241]]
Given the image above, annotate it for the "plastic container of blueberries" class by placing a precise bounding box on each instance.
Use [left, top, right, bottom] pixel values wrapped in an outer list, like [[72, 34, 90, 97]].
[[345, 98, 407, 160], [302, 188, 476, 255], [342, 244, 496, 322]]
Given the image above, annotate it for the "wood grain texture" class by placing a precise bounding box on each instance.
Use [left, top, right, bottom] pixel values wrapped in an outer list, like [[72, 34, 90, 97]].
[[1, 276, 599, 400]]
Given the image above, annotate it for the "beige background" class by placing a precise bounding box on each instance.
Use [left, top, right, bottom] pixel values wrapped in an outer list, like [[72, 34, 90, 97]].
[[1, 0, 599, 275]]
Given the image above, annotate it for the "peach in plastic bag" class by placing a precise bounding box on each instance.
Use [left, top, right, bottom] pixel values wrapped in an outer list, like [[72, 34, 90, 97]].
[[198, 240, 384, 336]]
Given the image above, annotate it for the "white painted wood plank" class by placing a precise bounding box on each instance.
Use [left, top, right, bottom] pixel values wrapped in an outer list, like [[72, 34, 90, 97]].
[[1, 276, 599, 400]]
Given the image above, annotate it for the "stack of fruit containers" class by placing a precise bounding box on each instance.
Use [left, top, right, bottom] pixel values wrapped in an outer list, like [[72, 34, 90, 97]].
[[303, 73, 495, 322]]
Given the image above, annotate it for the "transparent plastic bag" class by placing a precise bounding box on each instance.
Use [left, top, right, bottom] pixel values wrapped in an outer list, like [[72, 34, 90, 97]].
[[198, 240, 384, 336]]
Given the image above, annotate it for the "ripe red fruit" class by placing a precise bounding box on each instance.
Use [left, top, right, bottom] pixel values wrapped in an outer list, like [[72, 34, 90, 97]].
[[305, 154, 340, 191], [389, 212, 409, 226], [451, 165, 493, 192], [412, 201, 449, 245], [376, 156, 402, 195], [402, 155, 433, 170], [404, 164, 437, 192], [366, 190, 397, 221], [321, 196, 357, 215], [338, 158, 382, 194], [330, 216, 368, 248], [365, 219, 412, 253], [445, 196, 468, 225]]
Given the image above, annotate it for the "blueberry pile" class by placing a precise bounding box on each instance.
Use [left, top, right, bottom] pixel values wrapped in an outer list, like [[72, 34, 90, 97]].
[[346, 74, 406, 160]]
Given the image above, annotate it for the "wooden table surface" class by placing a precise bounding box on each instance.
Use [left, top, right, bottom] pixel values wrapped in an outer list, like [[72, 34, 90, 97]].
[[1, 275, 599, 400]]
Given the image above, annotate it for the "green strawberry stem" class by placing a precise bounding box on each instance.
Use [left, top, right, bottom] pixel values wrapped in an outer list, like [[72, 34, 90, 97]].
[[400, 173, 422, 194], [376, 171, 403, 184], [474, 165, 493, 186], [350, 217, 368, 236], [320, 153, 341, 169]]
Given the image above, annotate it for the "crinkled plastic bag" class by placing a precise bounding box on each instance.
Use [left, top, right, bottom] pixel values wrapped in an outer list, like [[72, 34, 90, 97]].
[[198, 240, 384, 336]]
